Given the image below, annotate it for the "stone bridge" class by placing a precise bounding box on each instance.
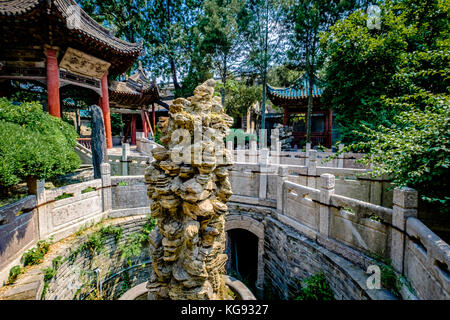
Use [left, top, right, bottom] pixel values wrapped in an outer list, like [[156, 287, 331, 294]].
[[0, 155, 449, 300]]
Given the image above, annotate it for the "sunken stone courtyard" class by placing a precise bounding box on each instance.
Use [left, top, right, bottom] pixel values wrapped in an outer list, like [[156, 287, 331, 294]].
[[0, 0, 449, 307]]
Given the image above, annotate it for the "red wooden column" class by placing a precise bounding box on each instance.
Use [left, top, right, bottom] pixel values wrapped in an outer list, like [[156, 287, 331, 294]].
[[152, 102, 156, 131], [328, 109, 333, 148], [99, 72, 113, 149], [283, 107, 288, 126], [141, 107, 148, 138], [45, 48, 61, 118], [131, 114, 137, 145]]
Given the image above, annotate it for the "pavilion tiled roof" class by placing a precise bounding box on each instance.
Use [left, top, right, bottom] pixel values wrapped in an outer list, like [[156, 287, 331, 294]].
[[109, 66, 160, 108], [0, 0, 142, 55], [267, 77, 323, 101], [0, 0, 142, 75]]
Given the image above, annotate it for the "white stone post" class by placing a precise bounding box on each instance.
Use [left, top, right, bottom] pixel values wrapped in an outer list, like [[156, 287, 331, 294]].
[[226, 140, 234, 163], [307, 149, 317, 188], [305, 142, 311, 166], [101, 162, 112, 213], [338, 143, 344, 168], [391, 187, 418, 274], [277, 166, 289, 214], [319, 174, 335, 237], [34, 179, 48, 240], [258, 148, 269, 199], [249, 139, 258, 163], [270, 128, 281, 165], [121, 143, 130, 176]]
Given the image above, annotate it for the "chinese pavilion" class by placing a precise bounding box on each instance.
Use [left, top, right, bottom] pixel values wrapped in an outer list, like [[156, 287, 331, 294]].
[[109, 63, 167, 145], [267, 77, 334, 148], [0, 0, 142, 148]]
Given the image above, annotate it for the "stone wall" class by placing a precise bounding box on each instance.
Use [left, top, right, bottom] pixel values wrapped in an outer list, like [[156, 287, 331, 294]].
[[227, 167, 449, 300], [1, 158, 449, 300], [229, 151, 393, 209], [0, 196, 38, 275], [110, 176, 150, 218], [0, 216, 151, 300], [263, 216, 393, 300]]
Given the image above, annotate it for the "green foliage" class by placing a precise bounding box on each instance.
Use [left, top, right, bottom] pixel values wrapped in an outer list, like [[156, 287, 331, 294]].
[[81, 186, 96, 194], [196, 0, 245, 89], [54, 193, 74, 201], [119, 216, 156, 266], [267, 65, 304, 88], [22, 238, 53, 267], [295, 272, 334, 301], [321, 0, 450, 212], [154, 125, 162, 145], [321, 0, 449, 143], [7, 265, 24, 285], [0, 98, 81, 191], [117, 181, 129, 186], [119, 271, 131, 296], [142, 215, 157, 240], [99, 224, 123, 243], [110, 113, 124, 136], [215, 79, 262, 120], [341, 103, 450, 212], [119, 232, 148, 267], [40, 256, 63, 299]]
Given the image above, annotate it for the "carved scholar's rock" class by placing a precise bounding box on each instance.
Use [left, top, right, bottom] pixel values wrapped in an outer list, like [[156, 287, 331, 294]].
[[144, 79, 234, 300]]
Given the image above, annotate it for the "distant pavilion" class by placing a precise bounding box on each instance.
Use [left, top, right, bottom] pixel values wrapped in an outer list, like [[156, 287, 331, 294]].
[[0, 0, 146, 148], [109, 64, 167, 145], [267, 77, 334, 148]]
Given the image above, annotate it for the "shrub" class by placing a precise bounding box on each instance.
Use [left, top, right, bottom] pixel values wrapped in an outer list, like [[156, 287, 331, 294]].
[[7, 265, 24, 285], [22, 238, 53, 266], [0, 98, 81, 192], [295, 272, 334, 301]]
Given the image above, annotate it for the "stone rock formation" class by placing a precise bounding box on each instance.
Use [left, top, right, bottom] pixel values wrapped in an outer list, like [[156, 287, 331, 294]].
[[144, 79, 234, 300], [90, 104, 108, 179]]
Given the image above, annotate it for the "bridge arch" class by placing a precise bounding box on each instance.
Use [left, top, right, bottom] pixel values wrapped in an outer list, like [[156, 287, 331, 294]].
[[225, 215, 264, 297]]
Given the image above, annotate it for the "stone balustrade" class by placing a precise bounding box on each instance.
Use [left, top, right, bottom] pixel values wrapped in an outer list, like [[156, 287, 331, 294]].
[[0, 159, 449, 300]]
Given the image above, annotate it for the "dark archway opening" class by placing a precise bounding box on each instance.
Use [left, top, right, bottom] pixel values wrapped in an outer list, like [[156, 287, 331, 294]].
[[225, 229, 258, 293]]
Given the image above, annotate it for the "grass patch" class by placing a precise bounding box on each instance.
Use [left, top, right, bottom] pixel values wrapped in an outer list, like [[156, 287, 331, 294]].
[[22, 237, 53, 266], [117, 181, 129, 186], [7, 265, 24, 285], [81, 186, 96, 194], [295, 272, 335, 301], [54, 193, 73, 201]]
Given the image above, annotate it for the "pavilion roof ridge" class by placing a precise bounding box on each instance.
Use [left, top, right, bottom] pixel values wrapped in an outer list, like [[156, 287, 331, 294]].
[[0, 0, 142, 55]]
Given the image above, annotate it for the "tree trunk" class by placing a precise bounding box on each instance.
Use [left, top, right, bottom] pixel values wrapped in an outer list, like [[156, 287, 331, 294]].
[[170, 56, 180, 90], [306, 70, 314, 144]]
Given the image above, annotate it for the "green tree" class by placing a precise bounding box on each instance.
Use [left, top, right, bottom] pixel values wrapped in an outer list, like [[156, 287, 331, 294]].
[[198, 0, 246, 105], [215, 79, 262, 123], [324, 0, 450, 212], [238, 0, 288, 129], [321, 0, 449, 143], [266, 65, 304, 88], [0, 99, 81, 194], [282, 0, 359, 143]]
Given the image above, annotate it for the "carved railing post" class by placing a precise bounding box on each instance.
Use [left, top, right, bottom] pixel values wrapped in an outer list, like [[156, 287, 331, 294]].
[[121, 143, 130, 176], [307, 149, 317, 188], [338, 143, 344, 168], [259, 148, 269, 200], [249, 139, 258, 164], [391, 187, 418, 274], [33, 179, 47, 240], [277, 166, 289, 214], [100, 162, 112, 212], [319, 174, 335, 237]]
